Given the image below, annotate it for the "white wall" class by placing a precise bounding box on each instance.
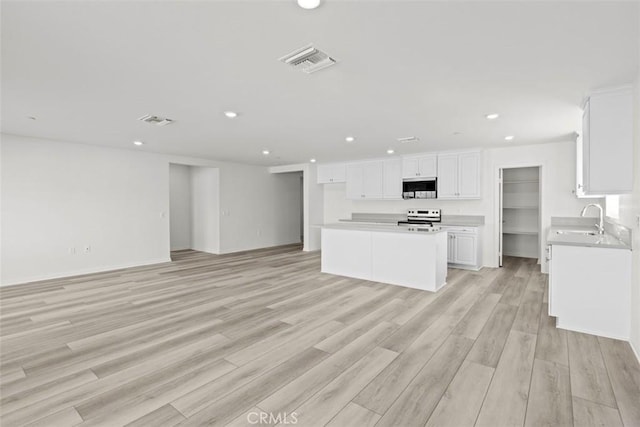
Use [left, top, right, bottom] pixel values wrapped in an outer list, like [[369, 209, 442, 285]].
[[1, 134, 310, 285], [169, 164, 192, 250], [190, 166, 220, 254], [217, 165, 303, 253], [1, 135, 170, 285], [614, 73, 640, 357], [323, 141, 602, 273]]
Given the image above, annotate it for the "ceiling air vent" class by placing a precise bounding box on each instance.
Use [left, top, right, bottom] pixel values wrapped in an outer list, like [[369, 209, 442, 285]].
[[279, 44, 336, 74], [137, 114, 174, 126], [397, 136, 420, 143]]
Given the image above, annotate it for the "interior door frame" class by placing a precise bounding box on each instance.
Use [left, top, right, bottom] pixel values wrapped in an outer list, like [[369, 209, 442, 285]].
[[494, 162, 545, 267], [498, 168, 503, 267]]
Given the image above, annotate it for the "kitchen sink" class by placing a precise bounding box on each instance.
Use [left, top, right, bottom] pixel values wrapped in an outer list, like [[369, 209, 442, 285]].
[[555, 230, 597, 236]]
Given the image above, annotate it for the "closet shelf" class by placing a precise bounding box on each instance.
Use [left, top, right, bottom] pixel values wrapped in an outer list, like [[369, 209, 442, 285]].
[[503, 180, 539, 184], [503, 205, 539, 209], [502, 228, 539, 235]]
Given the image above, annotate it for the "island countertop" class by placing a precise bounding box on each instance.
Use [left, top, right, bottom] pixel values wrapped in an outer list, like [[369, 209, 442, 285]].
[[319, 223, 447, 235]]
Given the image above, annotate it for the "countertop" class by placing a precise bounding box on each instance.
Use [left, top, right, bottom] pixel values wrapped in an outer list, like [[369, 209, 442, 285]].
[[546, 226, 630, 250], [341, 213, 484, 227], [338, 219, 483, 227], [320, 223, 447, 235]]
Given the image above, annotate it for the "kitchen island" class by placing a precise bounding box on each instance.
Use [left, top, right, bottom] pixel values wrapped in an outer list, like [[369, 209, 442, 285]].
[[320, 223, 448, 292]]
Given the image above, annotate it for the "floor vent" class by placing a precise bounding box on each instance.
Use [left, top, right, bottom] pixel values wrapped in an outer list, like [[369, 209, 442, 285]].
[[279, 44, 336, 74], [137, 114, 174, 126]]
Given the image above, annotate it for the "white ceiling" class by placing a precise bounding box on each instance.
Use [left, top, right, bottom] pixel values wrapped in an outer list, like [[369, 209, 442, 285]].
[[2, 0, 638, 165]]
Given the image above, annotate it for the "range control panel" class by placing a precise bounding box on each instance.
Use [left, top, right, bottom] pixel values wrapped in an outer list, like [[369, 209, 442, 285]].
[[407, 209, 440, 217]]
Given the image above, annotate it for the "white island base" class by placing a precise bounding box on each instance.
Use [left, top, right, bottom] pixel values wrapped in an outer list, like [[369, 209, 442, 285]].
[[321, 225, 448, 292]]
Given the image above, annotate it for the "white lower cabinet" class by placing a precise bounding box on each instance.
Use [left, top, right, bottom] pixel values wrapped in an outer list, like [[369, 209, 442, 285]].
[[440, 226, 482, 270], [548, 244, 631, 340]]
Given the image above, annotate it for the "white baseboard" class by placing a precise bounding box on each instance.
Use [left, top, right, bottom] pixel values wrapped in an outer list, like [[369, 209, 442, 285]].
[[556, 320, 630, 342], [0, 258, 172, 287], [448, 263, 481, 271]]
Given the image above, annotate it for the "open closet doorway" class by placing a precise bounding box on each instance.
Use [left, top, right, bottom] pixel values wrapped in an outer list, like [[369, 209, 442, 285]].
[[169, 163, 220, 258], [498, 166, 541, 267], [300, 174, 304, 245], [273, 171, 304, 247], [169, 164, 193, 252]]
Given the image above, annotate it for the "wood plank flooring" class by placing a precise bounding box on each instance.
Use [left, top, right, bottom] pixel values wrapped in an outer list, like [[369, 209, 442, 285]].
[[1, 245, 639, 426]]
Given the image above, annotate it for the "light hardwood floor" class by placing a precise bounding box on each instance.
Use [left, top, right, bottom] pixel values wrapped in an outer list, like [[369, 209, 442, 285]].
[[1, 245, 639, 427]]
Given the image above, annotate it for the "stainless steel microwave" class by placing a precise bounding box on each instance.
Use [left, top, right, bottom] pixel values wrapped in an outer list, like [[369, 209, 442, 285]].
[[402, 177, 437, 199]]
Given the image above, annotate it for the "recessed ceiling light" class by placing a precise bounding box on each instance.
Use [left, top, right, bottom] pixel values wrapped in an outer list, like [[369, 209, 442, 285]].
[[387, 149, 395, 154], [224, 111, 238, 118], [297, 0, 320, 9], [345, 136, 355, 143], [310, 158, 316, 163], [262, 150, 270, 155], [485, 113, 500, 120], [505, 135, 515, 141], [27, 116, 37, 120], [133, 141, 144, 146], [453, 131, 462, 135]]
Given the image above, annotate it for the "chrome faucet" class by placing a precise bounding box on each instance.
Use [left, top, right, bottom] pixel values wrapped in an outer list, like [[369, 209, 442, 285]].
[[580, 203, 605, 234]]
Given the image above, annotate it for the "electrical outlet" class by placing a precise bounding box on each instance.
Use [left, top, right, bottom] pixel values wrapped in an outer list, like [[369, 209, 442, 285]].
[[636, 214, 640, 228], [68, 247, 76, 254], [84, 245, 91, 254]]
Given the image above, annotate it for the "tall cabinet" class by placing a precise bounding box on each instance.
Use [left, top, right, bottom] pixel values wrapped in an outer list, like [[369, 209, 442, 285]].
[[501, 167, 540, 259], [577, 86, 633, 196]]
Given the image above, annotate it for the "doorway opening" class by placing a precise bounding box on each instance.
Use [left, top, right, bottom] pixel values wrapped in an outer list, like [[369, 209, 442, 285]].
[[499, 166, 541, 266], [169, 163, 220, 259], [299, 174, 304, 244], [273, 171, 304, 247]]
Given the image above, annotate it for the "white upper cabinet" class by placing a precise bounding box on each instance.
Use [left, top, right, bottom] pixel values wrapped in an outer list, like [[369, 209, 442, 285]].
[[437, 151, 481, 199], [346, 161, 384, 199], [317, 163, 346, 184], [402, 154, 437, 178], [382, 158, 402, 199], [577, 86, 633, 196], [437, 154, 458, 198], [458, 152, 481, 198]]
